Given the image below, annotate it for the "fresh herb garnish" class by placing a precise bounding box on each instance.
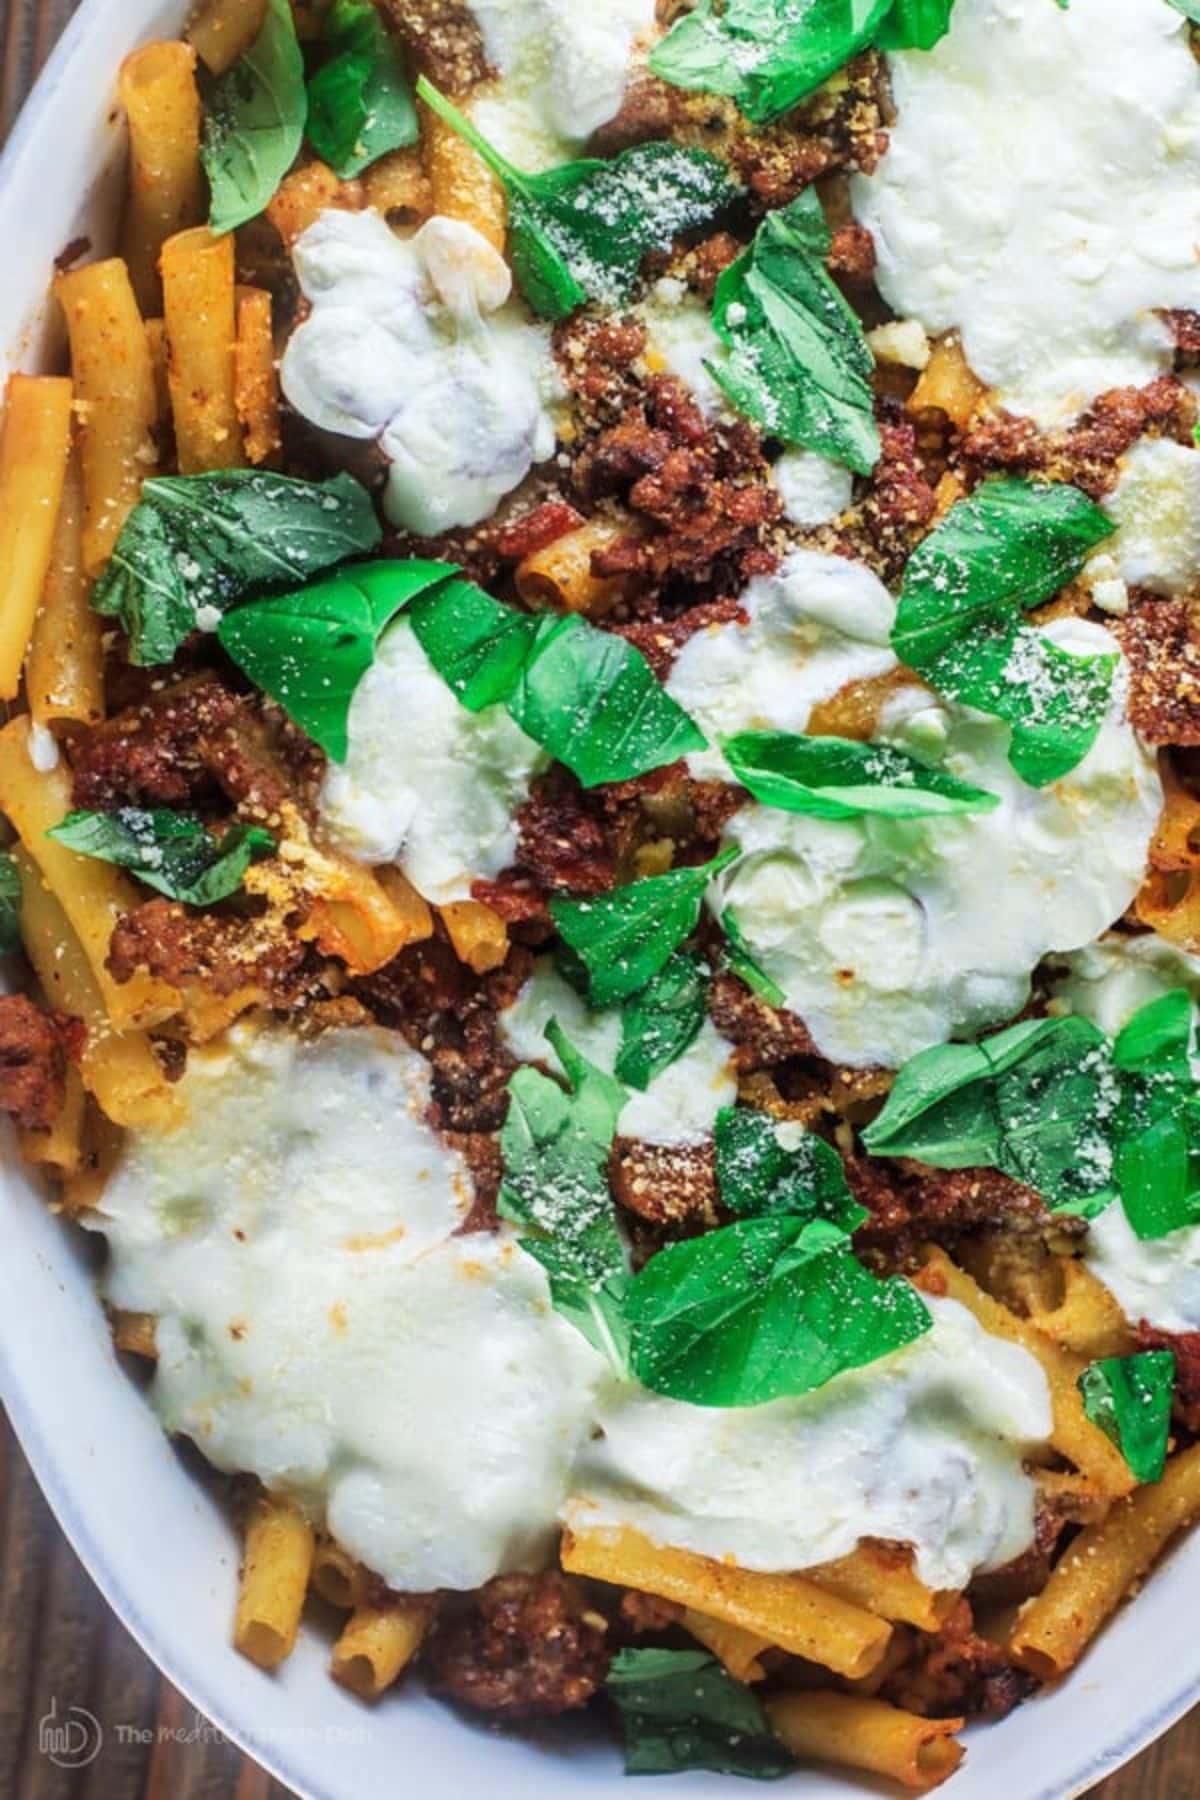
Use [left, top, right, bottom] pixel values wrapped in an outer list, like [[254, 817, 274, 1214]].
[[499, 1023, 630, 1372], [722, 729, 1000, 820], [709, 192, 880, 473], [715, 1106, 866, 1230], [608, 1649, 794, 1780], [305, 0, 417, 178], [891, 479, 1116, 786], [218, 560, 465, 760], [720, 908, 786, 1006], [0, 850, 22, 953], [415, 79, 738, 322], [1168, 0, 1200, 21], [552, 851, 738, 1009], [201, 0, 307, 234], [48, 809, 274, 906], [876, 0, 956, 47], [1078, 1351, 1176, 1484], [615, 951, 709, 1090], [93, 471, 380, 666], [1110, 991, 1200, 1241]]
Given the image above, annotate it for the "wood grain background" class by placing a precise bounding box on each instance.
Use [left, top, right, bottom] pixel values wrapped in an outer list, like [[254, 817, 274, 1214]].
[[0, 2, 1196, 1794]]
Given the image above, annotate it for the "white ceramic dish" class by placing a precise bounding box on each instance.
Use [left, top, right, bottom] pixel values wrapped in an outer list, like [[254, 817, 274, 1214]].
[[0, 5, 1197, 1794]]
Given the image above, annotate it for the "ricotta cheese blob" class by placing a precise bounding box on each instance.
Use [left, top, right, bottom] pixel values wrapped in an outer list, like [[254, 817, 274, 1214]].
[[1094, 437, 1200, 598], [772, 449, 854, 526], [502, 959, 738, 1147], [1084, 1201, 1200, 1337], [469, 0, 657, 168], [1049, 932, 1200, 1037], [281, 210, 560, 534], [94, 1027, 605, 1592], [711, 622, 1162, 1067], [666, 549, 898, 783], [638, 282, 731, 421], [318, 617, 544, 904], [567, 1295, 1052, 1590], [853, 0, 1200, 425]]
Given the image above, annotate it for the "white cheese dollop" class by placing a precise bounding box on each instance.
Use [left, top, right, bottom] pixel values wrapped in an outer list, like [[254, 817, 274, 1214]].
[[318, 616, 545, 905], [852, 0, 1200, 426], [1093, 437, 1200, 598], [772, 449, 854, 526], [710, 620, 1162, 1068], [638, 283, 731, 421], [567, 1295, 1052, 1591], [502, 958, 738, 1147], [666, 549, 898, 783], [1049, 932, 1200, 1037], [469, 0, 657, 168], [94, 1027, 605, 1593], [281, 210, 560, 535]]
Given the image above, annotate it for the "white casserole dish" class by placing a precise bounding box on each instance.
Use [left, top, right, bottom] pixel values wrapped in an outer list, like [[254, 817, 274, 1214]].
[[0, 4, 1195, 1793]]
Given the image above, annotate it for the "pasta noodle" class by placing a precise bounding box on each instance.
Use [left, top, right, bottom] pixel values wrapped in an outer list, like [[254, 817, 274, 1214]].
[[363, 145, 435, 222], [55, 258, 158, 577], [420, 102, 507, 254], [266, 162, 364, 249], [235, 1490, 316, 1670], [310, 1538, 370, 1611], [440, 900, 509, 974], [234, 286, 282, 467], [0, 374, 74, 701], [330, 1598, 434, 1698], [16, 1066, 87, 1180], [26, 453, 105, 730], [680, 1610, 770, 1683], [560, 1524, 892, 1680], [118, 42, 204, 313], [766, 1692, 964, 1794], [188, 0, 268, 73], [515, 520, 631, 618], [1011, 1442, 1200, 1680], [907, 333, 985, 429], [807, 1542, 958, 1633], [161, 227, 245, 474]]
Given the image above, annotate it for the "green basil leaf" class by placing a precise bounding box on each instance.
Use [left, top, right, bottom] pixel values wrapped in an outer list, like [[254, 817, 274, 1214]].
[[722, 729, 1000, 820], [649, 0, 893, 125], [1113, 989, 1195, 1073], [416, 80, 738, 322], [499, 1029, 630, 1372], [218, 560, 464, 760], [875, 0, 956, 48], [551, 850, 738, 1009], [93, 470, 381, 666], [0, 850, 22, 953], [1110, 991, 1200, 1240], [1078, 1350, 1176, 1484], [615, 951, 708, 1090], [305, 0, 418, 178], [721, 907, 786, 1006], [1168, 0, 1200, 21], [892, 479, 1116, 786], [862, 1014, 1118, 1211], [1116, 1115, 1200, 1242], [710, 192, 880, 473], [201, 0, 307, 233], [608, 1649, 794, 1781], [48, 809, 274, 906], [715, 1105, 866, 1231], [510, 616, 705, 787], [626, 1213, 930, 1406], [408, 580, 538, 712]]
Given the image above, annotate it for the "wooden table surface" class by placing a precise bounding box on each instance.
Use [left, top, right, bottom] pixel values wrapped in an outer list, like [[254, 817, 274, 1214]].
[[0, 2, 1197, 1795]]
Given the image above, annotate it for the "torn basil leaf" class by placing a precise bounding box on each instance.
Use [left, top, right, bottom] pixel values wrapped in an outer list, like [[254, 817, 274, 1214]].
[[891, 479, 1116, 786], [94, 470, 381, 666], [1110, 991, 1200, 1241], [201, 0, 307, 233], [709, 192, 880, 473], [218, 560, 465, 760], [416, 79, 738, 321], [723, 729, 1000, 820], [876, 0, 956, 48], [649, 0, 893, 125], [615, 951, 709, 1091], [626, 1210, 930, 1406], [48, 809, 274, 906], [499, 1024, 630, 1372], [305, 0, 418, 178], [409, 579, 538, 712], [608, 1649, 794, 1781], [1078, 1350, 1175, 1484], [721, 907, 786, 1007], [551, 850, 738, 1009], [715, 1106, 866, 1232], [0, 850, 22, 953]]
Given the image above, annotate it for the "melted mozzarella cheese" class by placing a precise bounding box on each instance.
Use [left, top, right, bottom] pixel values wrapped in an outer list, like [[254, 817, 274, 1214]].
[[502, 959, 738, 1147], [318, 617, 544, 904], [94, 1027, 605, 1592], [853, 0, 1200, 426], [281, 211, 560, 534], [666, 549, 897, 783], [1049, 932, 1200, 1037], [469, 0, 657, 168], [1085, 1202, 1200, 1336], [711, 622, 1161, 1067], [772, 449, 854, 526], [567, 1296, 1051, 1590], [1093, 437, 1200, 598]]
